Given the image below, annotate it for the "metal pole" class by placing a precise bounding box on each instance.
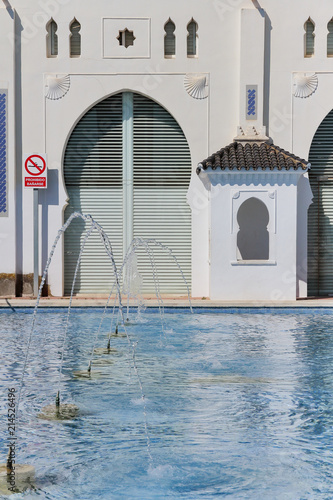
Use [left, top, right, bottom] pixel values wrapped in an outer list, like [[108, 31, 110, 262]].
[[33, 188, 38, 297]]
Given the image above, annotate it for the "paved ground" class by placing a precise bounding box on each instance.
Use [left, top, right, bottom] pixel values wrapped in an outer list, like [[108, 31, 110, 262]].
[[1, 297, 333, 308]]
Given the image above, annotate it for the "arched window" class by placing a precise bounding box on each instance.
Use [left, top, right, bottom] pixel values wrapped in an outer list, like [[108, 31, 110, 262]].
[[46, 19, 58, 58], [187, 19, 198, 57], [70, 18, 81, 57], [328, 18, 333, 57], [237, 198, 269, 261], [164, 19, 176, 58], [304, 18, 315, 57]]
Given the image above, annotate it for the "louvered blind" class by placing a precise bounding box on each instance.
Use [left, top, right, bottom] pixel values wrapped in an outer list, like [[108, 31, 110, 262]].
[[328, 21, 333, 57], [63, 92, 192, 295], [187, 21, 197, 57], [308, 109, 333, 296], [164, 21, 176, 57], [133, 94, 192, 293], [70, 20, 81, 57], [305, 20, 314, 57], [64, 94, 123, 294], [49, 21, 58, 57]]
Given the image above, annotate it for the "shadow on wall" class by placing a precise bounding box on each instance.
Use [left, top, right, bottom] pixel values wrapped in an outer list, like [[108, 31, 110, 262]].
[[39, 169, 59, 295], [237, 197, 269, 260]]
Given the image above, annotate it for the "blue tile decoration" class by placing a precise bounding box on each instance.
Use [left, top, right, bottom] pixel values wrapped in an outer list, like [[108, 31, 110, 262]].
[[0, 91, 7, 216], [246, 84, 257, 120]]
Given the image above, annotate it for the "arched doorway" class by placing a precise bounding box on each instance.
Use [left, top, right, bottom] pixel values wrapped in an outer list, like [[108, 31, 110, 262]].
[[63, 92, 192, 295], [308, 109, 333, 296]]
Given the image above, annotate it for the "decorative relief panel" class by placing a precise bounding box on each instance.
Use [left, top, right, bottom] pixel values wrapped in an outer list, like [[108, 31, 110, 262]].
[[0, 90, 7, 216], [246, 85, 257, 120], [45, 74, 70, 100], [293, 72, 318, 98], [184, 74, 208, 99]]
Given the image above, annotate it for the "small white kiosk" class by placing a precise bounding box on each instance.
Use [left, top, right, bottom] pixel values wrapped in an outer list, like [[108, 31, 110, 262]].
[[197, 132, 312, 301]]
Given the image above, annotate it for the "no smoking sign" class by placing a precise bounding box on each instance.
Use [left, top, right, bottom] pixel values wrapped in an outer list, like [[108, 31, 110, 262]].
[[24, 154, 47, 188]]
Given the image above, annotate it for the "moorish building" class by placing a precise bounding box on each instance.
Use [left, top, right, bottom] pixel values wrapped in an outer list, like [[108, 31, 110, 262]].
[[0, 0, 332, 300]]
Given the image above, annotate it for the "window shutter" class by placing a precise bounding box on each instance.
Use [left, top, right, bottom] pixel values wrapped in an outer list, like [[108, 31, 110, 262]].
[[328, 20, 333, 56], [164, 20, 176, 57], [308, 109, 333, 296], [187, 20, 197, 57], [305, 19, 314, 57], [70, 19, 81, 57], [64, 93, 192, 295], [64, 94, 123, 294], [132, 93, 192, 294]]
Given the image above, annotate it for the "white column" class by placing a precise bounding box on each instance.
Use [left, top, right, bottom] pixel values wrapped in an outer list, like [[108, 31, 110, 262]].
[[122, 92, 133, 256]]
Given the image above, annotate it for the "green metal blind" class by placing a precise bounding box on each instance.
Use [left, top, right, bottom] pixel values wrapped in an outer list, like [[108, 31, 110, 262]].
[[187, 20, 197, 57], [64, 94, 123, 294], [308, 109, 333, 296], [328, 20, 333, 57], [133, 93, 192, 294], [305, 19, 314, 57], [164, 20, 176, 57], [47, 20, 58, 57], [63, 92, 192, 295], [70, 19, 81, 57]]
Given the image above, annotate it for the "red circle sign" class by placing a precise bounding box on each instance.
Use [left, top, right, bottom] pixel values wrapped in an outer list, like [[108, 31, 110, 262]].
[[25, 155, 46, 176]]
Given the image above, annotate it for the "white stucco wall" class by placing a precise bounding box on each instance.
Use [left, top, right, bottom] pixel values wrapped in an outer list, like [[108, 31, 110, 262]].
[[0, 5, 15, 276], [206, 170, 305, 301]]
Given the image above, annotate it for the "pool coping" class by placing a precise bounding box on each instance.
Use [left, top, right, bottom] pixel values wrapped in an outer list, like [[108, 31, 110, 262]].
[[2, 297, 333, 309]]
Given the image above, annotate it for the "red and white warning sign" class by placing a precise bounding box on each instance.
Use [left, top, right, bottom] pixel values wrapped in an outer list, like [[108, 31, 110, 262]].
[[24, 154, 47, 188]]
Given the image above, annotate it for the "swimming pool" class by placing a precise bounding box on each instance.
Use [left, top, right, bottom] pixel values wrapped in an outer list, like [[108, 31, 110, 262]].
[[1, 308, 333, 498]]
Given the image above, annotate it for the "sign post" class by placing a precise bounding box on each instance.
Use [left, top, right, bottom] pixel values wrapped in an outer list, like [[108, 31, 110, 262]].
[[24, 154, 48, 297], [33, 189, 39, 297]]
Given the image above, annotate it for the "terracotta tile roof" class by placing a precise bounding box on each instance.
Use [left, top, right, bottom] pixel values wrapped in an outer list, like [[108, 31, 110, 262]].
[[197, 141, 309, 174]]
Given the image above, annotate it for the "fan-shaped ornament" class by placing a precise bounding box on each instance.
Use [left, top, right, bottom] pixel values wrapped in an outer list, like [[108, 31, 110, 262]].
[[293, 72, 318, 98], [184, 74, 208, 99], [45, 74, 71, 100]]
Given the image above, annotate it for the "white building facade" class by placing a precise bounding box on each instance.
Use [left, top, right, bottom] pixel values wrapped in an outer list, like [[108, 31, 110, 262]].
[[0, 0, 332, 299]]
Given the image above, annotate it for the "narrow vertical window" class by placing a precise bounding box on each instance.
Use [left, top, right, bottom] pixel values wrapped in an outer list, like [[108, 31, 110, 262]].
[[304, 18, 315, 57], [328, 19, 333, 56], [46, 19, 58, 58], [70, 18, 81, 57], [164, 19, 176, 58], [187, 19, 198, 57]]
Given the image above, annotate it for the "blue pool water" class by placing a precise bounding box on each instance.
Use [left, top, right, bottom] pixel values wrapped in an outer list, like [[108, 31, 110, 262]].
[[1, 308, 333, 499]]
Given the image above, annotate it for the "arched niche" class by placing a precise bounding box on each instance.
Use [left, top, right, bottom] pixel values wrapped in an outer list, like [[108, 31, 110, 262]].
[[231, 189, 276, 264], [236, 197, 269, 260]]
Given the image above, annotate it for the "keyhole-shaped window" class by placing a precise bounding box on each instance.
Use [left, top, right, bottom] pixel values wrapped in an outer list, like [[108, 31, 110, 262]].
[[46, 19, 58, 58], [328, 18, 333, 57], [187, 19, 198, 57], [237, 198, 269, 261], [70, 18, 81, 57], [117, 29, 135, 48], [164, 19, 176, 58], [304, 18, 315, 57]]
